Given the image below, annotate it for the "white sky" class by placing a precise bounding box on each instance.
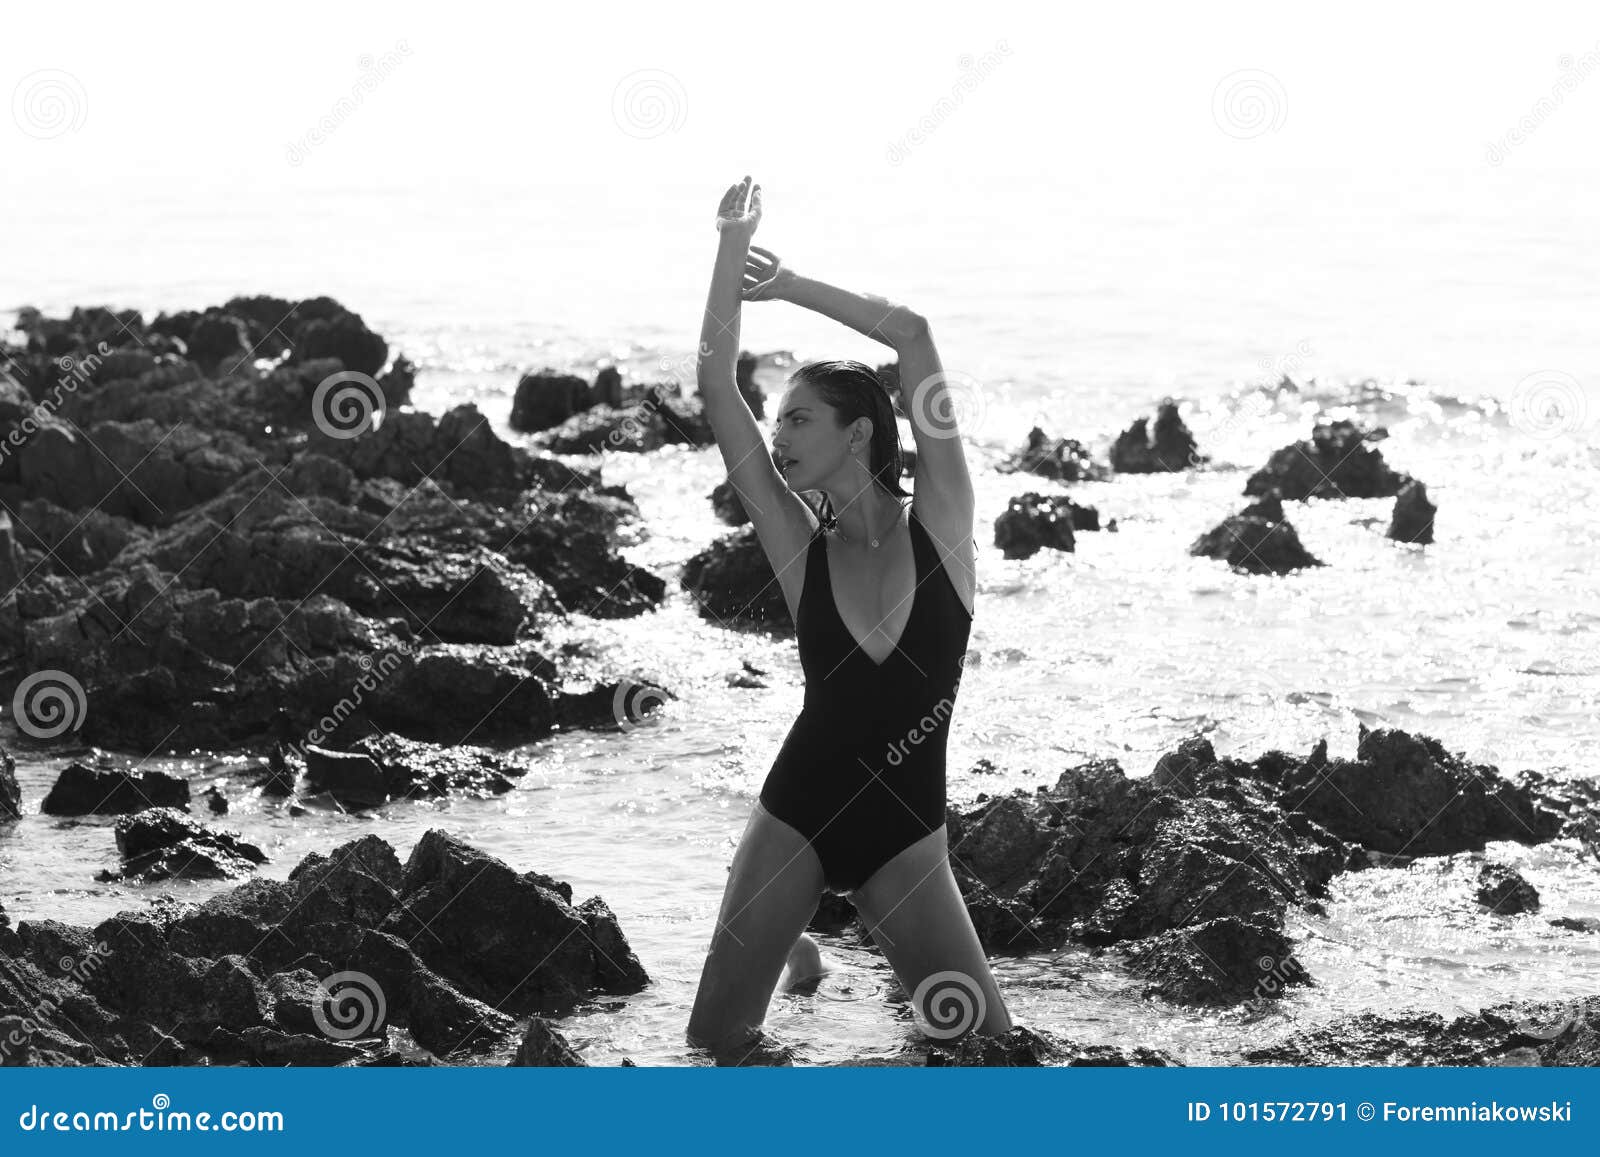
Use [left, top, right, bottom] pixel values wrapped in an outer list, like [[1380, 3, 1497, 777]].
[[6, 0, 1599, 196]]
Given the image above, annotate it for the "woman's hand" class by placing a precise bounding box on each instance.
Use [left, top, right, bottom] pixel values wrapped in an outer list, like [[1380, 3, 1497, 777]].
[[715, 175, 763, 238], [741, 245, 793, 302]]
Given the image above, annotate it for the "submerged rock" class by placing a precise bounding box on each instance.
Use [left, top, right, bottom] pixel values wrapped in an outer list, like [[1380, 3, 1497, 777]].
[[509, 1016, 589, 1066], [1111, 401, 1204, 473], [1476, 862, 1540, 915]]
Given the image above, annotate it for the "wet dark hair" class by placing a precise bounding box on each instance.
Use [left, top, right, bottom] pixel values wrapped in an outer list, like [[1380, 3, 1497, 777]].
[[788, 359, 910, 528]]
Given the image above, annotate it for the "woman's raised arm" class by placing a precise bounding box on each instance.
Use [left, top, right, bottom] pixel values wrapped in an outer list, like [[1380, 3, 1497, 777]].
[[696, 176, 762, 400]]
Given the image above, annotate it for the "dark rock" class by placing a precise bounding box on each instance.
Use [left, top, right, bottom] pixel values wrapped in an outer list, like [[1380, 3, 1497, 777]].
[[381, 828, 650, 1016], [1550, 916, 1600, 933], [681, 526, 792, 629], [511, 371, 591, 433], [0, 745, 19, 819], [923, 1025, 1182, 1067], [201, 785, 228, 814], [1242, 996, 1600, 1067], [1244, 419, 1411, 500], [736, 351, 764, 418], [1190, 501, 1323, 574], [303, 733, 530, 808], [996, 427, 1109, 483], [407, 966, 516, 1058], [1387, 479, 1436, 545], [591, 366, 623, 408], [101, 806, 267, 882], [710, 478, 751, 526], [41, 761, 190, 816], [510, 1016, 588, 1065], [1476, 862, 1540, 914], [1262, 726, 1565, 856], [994, 492, 1101, 560], [1119, 914, 1310, 1006], [1111, 401, 1205, 473]]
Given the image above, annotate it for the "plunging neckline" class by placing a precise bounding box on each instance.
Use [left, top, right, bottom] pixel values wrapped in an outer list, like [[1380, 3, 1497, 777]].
[[820, 502, 918, 668]]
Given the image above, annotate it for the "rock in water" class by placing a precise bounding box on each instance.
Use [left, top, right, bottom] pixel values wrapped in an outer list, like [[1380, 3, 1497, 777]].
[[1111, 401, 1204, 473], [1245, 419, 1411, 500], [1190, 496, 1323, 574], [996, 427, 1109, 482], [41, 761, 191, 815], [510, 370, 591, 433], [509, 1016, 589, 1066], [1387, 478, 1436, 544], [994, 492, 1101, 559], [1476, 862, 1540, 914]]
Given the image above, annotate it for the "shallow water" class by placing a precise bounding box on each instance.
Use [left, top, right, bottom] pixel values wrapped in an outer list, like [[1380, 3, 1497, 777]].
[[2, 362, 1596, 1065]]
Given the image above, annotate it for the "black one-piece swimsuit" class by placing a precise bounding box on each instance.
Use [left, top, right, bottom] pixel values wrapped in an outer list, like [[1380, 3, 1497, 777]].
[[758, 501, 973, 895]]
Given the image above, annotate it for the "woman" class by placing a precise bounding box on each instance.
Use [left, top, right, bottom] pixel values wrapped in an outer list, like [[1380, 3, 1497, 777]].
[[685, 176, 1013, 1059]]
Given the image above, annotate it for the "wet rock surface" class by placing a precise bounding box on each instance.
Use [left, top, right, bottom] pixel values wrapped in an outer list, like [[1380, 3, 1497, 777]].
[[0, 829, 646, 1066], [96, 807, 268, 883], [939, 728, 1584, 1008], [1242, 996, 1600, 1066], [1, 300, 671, 753]]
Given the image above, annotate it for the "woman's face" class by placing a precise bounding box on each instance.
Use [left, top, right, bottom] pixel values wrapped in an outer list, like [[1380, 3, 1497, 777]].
[[770, 379, 851, 492]]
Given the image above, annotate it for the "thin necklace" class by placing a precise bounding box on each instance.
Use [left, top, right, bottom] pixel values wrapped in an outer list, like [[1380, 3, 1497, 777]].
[[836, 501, 904, 549]]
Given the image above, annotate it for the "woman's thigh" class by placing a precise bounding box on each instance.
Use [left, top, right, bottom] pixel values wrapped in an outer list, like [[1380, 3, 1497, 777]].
[[849, 826, 1012, 1038], [687, 800, 826, 1047]]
